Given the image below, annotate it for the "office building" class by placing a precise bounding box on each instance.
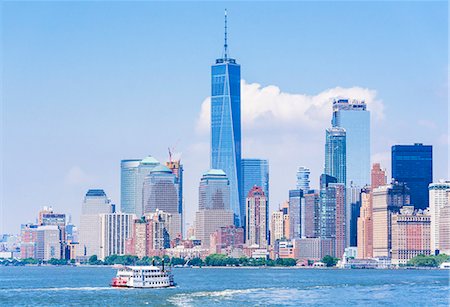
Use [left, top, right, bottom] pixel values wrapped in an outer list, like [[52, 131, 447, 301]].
[[391, 206, 431, 265], [241, 159, 269, 222], [439, 192, 450, 255], [270, 210, 285, 245], [429, 180, 450, 254], [195, 169, 234, 247], [331, 99, 370, 188], [288, 189, 303, 239], [245, 186, 268, 248], [20, 224, 38, 259], [296, 166, 311, 191], [166, 159, 184, 235], [304, 191, 320, 238], [324, 127, 346, 185], [210, 225, 244, 254], [372, 182, 410, 258], [357, 187, 372, 259], [36, 225, 61, 261], [126, 217, 153, 258], [99, 213, 135, 260], [211, 12, 242, 226], [143, 164, 181, 240], [392, 143, 432, 209], [347, 185, 361, 247], [371, 163, 387, 189], [319, 174, 346, 257], [78, 189, 113, 258]]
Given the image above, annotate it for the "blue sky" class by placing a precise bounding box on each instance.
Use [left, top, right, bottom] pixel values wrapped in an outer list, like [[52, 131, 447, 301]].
[[1, 1, 448, 233]]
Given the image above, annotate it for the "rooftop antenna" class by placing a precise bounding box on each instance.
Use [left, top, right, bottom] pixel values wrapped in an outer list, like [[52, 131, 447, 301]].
[[224, 9, 228, 60]]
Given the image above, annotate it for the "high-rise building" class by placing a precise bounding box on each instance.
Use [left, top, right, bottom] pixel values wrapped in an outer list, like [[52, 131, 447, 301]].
[[241, 159, 269, 224], [439, 191, 450, 255], [428, 180, 450, 254], [372, 182, 410, 258], [270, 211, 285, 245], [303, 190, 320, 238], [324, 127, 346, 185], [126, 217, 153, 258], [331, 99, 370, 188], [347, 185, 361, 247], [392, 143, 433, 209], [166, 160, 184, 235], [391, 206, 431, 265], [288, 189, 303, 239], [357, 187, 372, 259], [245, 186, 268, 248], [38, 206, 54, 225], [120, 159, 141, 215], [36, 225, 61, 261], [211, 12, 242, 226], [296, 166, 311, 191], [100, 213, 135, 260], [195, 169, 234, 247], [319, 174, 346, 257], [78, 189, 113, 258], [143, 165, 181, 240], [20, 224, 38, 259]]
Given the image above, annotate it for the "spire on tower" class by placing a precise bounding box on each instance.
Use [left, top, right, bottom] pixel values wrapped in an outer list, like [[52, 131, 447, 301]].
[[224, 9, 228, 60]]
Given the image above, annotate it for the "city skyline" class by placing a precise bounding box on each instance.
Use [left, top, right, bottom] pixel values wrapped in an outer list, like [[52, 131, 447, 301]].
[[2, 2, 448, 233]]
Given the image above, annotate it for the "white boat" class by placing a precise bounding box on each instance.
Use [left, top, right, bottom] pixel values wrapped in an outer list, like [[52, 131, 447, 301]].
[[111, 265, 175, 288]]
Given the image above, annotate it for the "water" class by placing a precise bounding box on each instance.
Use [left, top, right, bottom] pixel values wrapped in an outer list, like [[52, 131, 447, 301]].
[[0, 266, 449, 306]]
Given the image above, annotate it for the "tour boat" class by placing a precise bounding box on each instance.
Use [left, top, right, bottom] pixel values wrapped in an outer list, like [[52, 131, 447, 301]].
[[111, 264, 175, 288]]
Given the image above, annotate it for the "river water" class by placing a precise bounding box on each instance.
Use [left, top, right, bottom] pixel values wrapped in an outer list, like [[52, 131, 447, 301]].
[[0, 266, 449, 306]]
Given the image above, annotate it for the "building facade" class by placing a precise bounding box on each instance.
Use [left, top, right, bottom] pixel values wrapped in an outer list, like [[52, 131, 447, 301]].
[[357, 187, 372, 259], [392, 143, 432, 210], [304, 191, 320, 238], [143, 164, 181, 240], [391, 206, 431, 265], [100, 213, 135, 260], [245, 186, 268, 248], [289, 189, 303, 239], [209, 225, 244, 254], [331, 99, 370, 188], [372, 182, 410, 258], [428, 180, 450, 254], [78, 189, 113, 258], [324, 127, 347, 186], [240, 158, 269, 223], [211, 17, 242, 226], [195, 169, 234, 247], [296, 166, 311, 191]]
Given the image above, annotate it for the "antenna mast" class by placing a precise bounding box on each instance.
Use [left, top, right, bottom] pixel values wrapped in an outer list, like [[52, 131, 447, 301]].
[[224, 9, 228, 60]]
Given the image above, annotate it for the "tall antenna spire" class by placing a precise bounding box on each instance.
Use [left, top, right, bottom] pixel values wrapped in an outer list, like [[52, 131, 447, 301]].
[[224, 9, 228, 60]]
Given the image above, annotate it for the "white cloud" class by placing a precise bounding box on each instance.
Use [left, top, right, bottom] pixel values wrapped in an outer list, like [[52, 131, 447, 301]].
[[197, 80, 385, 134]]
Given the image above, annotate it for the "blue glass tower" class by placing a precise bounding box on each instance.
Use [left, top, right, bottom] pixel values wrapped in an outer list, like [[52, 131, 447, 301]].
[[331, 99, 370, 188], [211, 11, 242, 226], [324, 127, 346, 185], [392, 143, 432, 210], [240, 159, 269, 209]]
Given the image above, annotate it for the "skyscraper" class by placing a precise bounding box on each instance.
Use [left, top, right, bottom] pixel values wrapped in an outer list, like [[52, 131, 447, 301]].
[[319, 174, 346, 257], [211, 11, 242, 226], [392, 143, 433, 209], [78, 189, 113, 258], [143, 165, 181, 240], [324, 127, 346, 185], [296, 166, 311, 191], [428, 180, 450, 254], [288, 189, 303, 239], [241, 158, 269, 216], [245, 186, 268, 248], [195, 169, 234, 247], [331, 99, 370, 188], [166, 159, 184, 235], [303, 190, 320, 238], [372, 182, 410, 258], [120, 156, 161, 217], [100, 213, 135, 260]]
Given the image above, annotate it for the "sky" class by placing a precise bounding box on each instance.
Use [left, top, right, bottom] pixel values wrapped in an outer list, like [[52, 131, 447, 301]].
[[1, 1, 448, 234]]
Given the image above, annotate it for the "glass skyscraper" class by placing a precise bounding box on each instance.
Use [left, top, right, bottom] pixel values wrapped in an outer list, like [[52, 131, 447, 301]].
[[392, 143, 433, 210], [241, 159, 269, 213], [296, 166, 311, 191], [331, 99, 370, 188], [211, 13, 242, 226], [324, 127, 346, 185]]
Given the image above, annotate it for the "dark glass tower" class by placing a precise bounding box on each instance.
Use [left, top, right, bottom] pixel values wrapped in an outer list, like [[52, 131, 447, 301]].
[[391, 143, 432, 210], [211, 11, 242, 225]]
